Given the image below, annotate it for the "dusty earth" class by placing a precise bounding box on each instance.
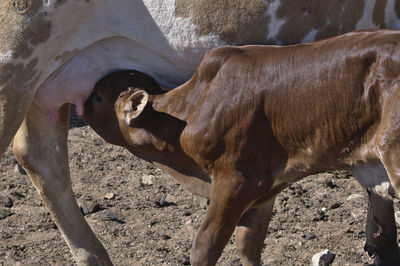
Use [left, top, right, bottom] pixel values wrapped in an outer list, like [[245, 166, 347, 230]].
[[1, 108, 399, 266]]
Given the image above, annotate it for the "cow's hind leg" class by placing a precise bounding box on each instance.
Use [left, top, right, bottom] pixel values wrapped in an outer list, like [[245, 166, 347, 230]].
[[235, 197, 275, 266], [190, 175, 262, 266], [351, 162, 400, 265], [13, 102, 112, 266], [364, 190, 400, 265]]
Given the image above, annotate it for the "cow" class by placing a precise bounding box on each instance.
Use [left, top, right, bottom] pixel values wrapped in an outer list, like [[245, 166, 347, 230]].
[[85, 30, 400, 266], [2, 1, 400, 265]]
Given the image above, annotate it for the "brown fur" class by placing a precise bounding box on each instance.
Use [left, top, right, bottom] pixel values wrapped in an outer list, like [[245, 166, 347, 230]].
[[111, 30, 400, 265]]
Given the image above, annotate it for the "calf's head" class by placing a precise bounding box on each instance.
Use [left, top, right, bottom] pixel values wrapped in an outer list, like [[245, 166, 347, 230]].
[[83, 70, 163, 147]]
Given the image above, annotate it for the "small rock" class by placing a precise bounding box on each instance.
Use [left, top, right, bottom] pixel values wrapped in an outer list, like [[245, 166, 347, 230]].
[[105, 192, 115, 200], [330, 202, 341, 209], [304, 233, 316, 240], [156, 194, 177, 207], [141, 175, 154, 185], [312, 250, 335, 266], [159, 194, 166, 206], [230, 258, 241, 266], [0, 208, 12, 220], [346, 194, 364, 201], [80, 202, 90, 216], [165, 194, 178, 204], [395, 211, 400, 227], [98, 210, 116, 221], [0, 196, 13, 208]]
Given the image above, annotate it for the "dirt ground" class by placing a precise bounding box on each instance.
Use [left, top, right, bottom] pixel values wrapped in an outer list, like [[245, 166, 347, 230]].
[[1, 109, 399, 266]]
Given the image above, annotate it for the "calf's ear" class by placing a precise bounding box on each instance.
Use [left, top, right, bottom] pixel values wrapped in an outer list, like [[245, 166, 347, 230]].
[[121, 90, 149, 126]]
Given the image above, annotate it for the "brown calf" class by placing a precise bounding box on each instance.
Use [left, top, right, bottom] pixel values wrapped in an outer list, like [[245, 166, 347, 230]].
[[85, 30, 400, 266]]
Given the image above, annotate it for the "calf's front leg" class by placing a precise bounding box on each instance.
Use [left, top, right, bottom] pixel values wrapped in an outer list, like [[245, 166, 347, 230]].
[[235, 197, 275, 266], [13, 102, 112, 266], [190, 174, 261, 266]]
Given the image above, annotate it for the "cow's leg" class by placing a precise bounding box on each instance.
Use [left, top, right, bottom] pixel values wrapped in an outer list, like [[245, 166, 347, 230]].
[[13, 102, 112, 266], [235, 197, 275, 266], [369, 139, 400, 265], [0, 85, 34, 157], [190, 175, 260, 266], [364, 190, 400, 266]]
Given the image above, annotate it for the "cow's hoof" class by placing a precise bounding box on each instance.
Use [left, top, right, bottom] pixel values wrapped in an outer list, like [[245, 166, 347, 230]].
[[75, 248, 112, 266], [365, 242, 400, 266], [372, 256, 383, 266], [364, 241, 378, 258]]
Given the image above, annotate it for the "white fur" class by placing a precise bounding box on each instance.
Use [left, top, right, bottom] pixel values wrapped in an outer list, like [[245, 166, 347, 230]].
[[301, 29, 318, 43], [385, 0, 400, 28], [266, 0, 286, 42], [30, 0, 229, 119], [349, 162, 395, 199], [355, 0, 378, 29]]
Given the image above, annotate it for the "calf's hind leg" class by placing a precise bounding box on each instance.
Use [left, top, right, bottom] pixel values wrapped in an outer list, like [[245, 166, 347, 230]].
[[13, 102, 112, 266], [235, 197, 276, 266]]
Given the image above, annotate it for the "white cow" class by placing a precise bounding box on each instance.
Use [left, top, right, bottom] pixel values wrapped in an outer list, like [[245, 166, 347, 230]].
[[1, 1, 400, 265]]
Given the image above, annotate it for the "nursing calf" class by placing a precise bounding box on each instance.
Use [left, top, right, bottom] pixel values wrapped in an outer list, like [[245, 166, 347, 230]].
[[85, 30, 400, 265]]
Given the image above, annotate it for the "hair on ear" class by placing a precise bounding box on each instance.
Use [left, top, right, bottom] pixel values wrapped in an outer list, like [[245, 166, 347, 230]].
[[122, 90, 149, 125]]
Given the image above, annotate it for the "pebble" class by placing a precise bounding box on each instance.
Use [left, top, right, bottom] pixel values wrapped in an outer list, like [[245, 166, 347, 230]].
[[395, 211, 400, 227], [159, 194, 166, 206], [97, 210, 117, 221], [105, 192, 116, 200], [330, 202, 341, 209], [346, 194, 364, 201], [80, 202, 89, 215], [312, 249, 335, 266], [229, 258, 241, 266], [141, 175, 154, 185], [304, 233, 316, 240]]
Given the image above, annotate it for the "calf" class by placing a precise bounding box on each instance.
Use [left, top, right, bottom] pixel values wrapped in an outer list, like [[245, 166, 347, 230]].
[[115, 30, 400, 265], [85, 30, 400, 266]]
